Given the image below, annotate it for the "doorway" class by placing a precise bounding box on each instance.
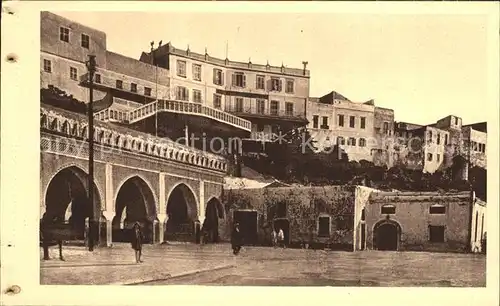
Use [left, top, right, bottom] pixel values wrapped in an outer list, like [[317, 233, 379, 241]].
[[374, 220, 400, 251], [233, 210, 258, 245]]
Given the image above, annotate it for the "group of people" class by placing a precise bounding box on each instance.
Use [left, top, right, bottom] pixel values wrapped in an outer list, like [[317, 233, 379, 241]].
[[129, 222, 287, 263]]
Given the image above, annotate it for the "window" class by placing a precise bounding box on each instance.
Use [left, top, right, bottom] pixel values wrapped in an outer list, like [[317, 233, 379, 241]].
[[95, 74, 101, 84], [213, 69, 224, 85], [338, 114, 344, 127], [235, 97, 244, 112], [193, 89, 202, 103], [59, 27, 69, 42], [144, 87, 152, 96], [285, 103, 294, 116], [271, 78, 282, 91], [213, 94, 222, 109], [361, 209, 365, 221], [270, 101, 279, 116], [429, 205, 446, 214], [427, 153, 433, 161], [130, 83, 137, 93], [177, 60, 186, 77], [43, 59, 51, 73], [428, 130, 433, 141], [81, 34, 90, 49], [429, 225, 445, 243], [437, 134, 441, 145], [313, 115, 319, 129], [318, 216, 330, 238], [256, 75, 265, 89], [383, 122, 389, 134], [437, 154, 440, 162], [192, 64, 202, 81], [321, 116, 328, 129], [70, 67, 78, 80], [445, 134, 448, 145], [337, 136, 345, 145], [359, 138, 366, 147], [115, 80, 123, 89], [232, 72, 246, 87], [381, 205, 396, 215], [360, 117, 366, 129], [257, 99, 266, 114], [454, 117, 458, 125], [176, 86, 189, 101], [286, 79, 294, 93], [349, 116, 355, 128], [348, 137, 356, 146]]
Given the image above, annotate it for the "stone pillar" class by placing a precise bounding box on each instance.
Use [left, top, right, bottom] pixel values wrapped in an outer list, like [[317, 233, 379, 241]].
[[101, 211, 115, 247], [157, 213, 168, 244], [199, 180, 206, 223], [105, 163, 114, 213]]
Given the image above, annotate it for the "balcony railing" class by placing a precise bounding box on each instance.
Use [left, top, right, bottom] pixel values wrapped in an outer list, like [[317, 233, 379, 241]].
[[224, 105, 306, 121], [94, 99, 252, 132], [250, 131, 279, 142]]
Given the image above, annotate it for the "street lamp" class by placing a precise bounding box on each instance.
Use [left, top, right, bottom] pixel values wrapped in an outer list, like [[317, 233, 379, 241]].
[[85, 55, 97, 251]]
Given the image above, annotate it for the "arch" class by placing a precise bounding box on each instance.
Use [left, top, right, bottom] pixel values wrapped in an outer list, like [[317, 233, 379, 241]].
[[373, 219, 402, 251], [41, 114, 48, 128], [202, 197, 224, 243], [43, 165, 103, 241], [165, 183, 199, 242], [112, 175, 157, 243]]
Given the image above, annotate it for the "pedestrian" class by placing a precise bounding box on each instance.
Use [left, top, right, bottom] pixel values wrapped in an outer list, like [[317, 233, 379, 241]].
[[131, 222, 144, 263], [271, 228, 278, 248], [277, 228, 285, 248], [231, 222, 243, 255]]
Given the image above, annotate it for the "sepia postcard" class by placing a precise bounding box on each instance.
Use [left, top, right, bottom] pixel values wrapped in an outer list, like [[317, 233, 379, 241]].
[[1, 1, 499, 306]]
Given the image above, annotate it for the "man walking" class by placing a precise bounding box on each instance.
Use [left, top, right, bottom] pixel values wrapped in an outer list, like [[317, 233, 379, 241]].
[[231, 222, 243, 255]]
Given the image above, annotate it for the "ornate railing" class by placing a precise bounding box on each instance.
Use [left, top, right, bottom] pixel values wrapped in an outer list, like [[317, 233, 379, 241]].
[[41, 106, 228, 173], [94, 99, 252, 132]]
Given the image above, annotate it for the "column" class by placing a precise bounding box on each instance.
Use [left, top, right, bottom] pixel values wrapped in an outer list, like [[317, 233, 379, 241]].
[[157, 213, 168, 244], [199, 180, 205, 223], [102, 211, 115, 247], [105, 163, 114, 212]]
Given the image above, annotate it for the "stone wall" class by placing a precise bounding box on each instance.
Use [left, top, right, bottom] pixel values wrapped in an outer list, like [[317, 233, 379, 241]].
[[470, 198, 487, 253], [221, 186, 356, 249]]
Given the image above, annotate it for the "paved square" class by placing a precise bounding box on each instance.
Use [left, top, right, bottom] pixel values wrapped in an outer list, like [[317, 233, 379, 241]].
[[41, 243, 485, 286]]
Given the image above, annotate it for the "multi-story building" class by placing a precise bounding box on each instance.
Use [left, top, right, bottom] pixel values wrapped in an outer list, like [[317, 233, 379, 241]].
[[462, 122, 487, 169], [307, 93, 387, 162], [141, 43, 311, 144]]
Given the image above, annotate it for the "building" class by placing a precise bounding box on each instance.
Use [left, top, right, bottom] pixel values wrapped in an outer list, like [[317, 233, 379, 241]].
[[141, 42, 311, 144], [307, 92, 378, 162], [462, 122, 487, 169]]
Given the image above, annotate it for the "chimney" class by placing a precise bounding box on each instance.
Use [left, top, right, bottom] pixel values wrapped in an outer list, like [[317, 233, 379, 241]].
[[302, 61, 308, 75]]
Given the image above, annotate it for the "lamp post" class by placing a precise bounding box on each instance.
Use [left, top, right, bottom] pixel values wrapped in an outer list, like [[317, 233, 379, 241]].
[[85, 55, 97, 251]]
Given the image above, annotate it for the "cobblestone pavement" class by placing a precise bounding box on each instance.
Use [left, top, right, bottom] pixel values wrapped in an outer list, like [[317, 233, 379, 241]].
[[41, 243, 486, 286], [141, 245, 487, 287]]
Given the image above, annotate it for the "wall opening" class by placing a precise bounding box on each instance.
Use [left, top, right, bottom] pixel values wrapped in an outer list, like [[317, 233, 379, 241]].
[[166, 184, 198, 242], [373, 220, 401, 251], [233, 210, 258, 245], [203, 197, 224, 243]]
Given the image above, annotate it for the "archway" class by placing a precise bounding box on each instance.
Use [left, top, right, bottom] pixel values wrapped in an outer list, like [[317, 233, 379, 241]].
[[203, 197, 224, 243], [165, 183, 198, 242], [113, 176, 156, 243], [44, 166, 101, 243], [373, 219, 401, 251]]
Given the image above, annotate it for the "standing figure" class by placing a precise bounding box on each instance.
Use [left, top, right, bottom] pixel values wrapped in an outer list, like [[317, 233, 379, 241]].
[[271, 228, 278, 248], [131, 222, 144, 263], [277, 228, 285, 248], [231, 222, 243, 255]]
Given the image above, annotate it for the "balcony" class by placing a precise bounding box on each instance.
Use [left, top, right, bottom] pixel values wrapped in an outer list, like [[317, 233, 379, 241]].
[[224, 104, 307, 123], [94, 99, 252, 132]]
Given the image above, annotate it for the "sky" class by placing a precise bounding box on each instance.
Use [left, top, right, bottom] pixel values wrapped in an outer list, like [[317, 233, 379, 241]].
[[55, 11, 493, 126]]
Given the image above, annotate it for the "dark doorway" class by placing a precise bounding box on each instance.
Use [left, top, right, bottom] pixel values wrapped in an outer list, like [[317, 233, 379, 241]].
[[273, 218, 290, 246], [44, 166, 100, 242], [203, 198, 223, 243], [374, 222, 400, 251], [233, 210, 258, 245], [112, 176, 155, 243], [165, 184, 198, 242]]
